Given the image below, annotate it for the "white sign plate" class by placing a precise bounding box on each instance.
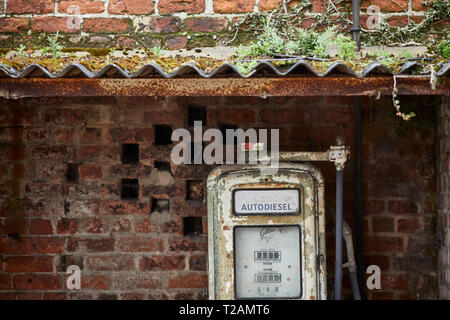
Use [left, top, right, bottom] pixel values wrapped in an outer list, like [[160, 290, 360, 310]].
[[234, 226, 302, 299], [234, 189, 300, 215]]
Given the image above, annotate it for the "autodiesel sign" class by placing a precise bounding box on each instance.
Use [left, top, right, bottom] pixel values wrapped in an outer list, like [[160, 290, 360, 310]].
[[233, 189, 300, 215]]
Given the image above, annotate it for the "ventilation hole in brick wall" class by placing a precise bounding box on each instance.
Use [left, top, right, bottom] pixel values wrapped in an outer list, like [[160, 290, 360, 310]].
[[183, 217, 203, 236], [122, 144, 139, 164], [151, 198, 170, 213], [154, 125, 173, 145], [219, 124, 238, 145], [154, 161, 171, 172], [65, 163, 79, 183], [187, 105, 207, 126], [121, 179, 139, 200], [187, 180, 204, 201]]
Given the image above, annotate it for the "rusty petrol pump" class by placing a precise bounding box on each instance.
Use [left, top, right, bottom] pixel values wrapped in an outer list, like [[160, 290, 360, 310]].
[[207, 137, 357, 300]]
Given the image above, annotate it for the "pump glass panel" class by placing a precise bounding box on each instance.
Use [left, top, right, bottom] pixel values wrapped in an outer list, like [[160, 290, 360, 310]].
[[233, 189, 300, 215], [234, 225, 302, 299]]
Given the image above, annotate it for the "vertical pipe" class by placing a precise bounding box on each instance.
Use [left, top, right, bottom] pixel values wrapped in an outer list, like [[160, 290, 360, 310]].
[[335, 169, 344, 300], [351, 0, 361, 50], [354, 96, 365, 298], [349, 271, 362, 300]]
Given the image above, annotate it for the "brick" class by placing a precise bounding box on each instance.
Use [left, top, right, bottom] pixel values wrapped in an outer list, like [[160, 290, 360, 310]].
[[34, 237, 65, 254], [169, 238, 207, 252], [370, 292, 394, 300], [29, 219, 53, 235], [208, 108, 255, 123], [80, 127, 102, 144], [32, 145, 69, 160], [0, 274, 11, 290], [58, 0, 105, 13], [0, 18, 29, 32], [32, 17, 80, 33], [398, 218, 421, 233], [121, 292, 145, 300], [83, 218, 107, 234], [412, 0, 431, 11], [214, 0, 255, 13], [104, 201, 149, 216], [259, 0, 283, 11], [81, 238, 115, 252], [139, 255, 185, 271], [162, 221, 182, 234], [118, 237, 164, 252], [79, 164, 102, 179], [371, 216, 395, 232], [44, 292, 67, 300], [85, 255, 135, 271], [364, 236, 404, 253], [13, 274, 62, 290], [81, 275, 111, 290], [0, 237, 34, 254], [361, 0, 408, 12], [399, 256, 434, 272], [158, 0, 205, 14], [109, 0, 154, 14], [4, 219, 27, 235], [136, 274, 162, 289], [135, 218, 157, 233], [189, 254, 207, 271], [57, 218, 79, 234], [168, 272, 207, 288], [309, 107, 353, 123], [84, 18, 130, 33], [6, 256, 53, 272], [381, 274, 409, 290], [388, 200, 418, 214], [387, 16, 423, 27], [184, 17, 229, 33], [16, 292, 41, 300], [116, 36, 136, 48], [260, 108, 305, 124], [364, 200, 385, 214], [7, 0, 54, 14], [111, 217, 131, 232], [138, 17, 181, 33], [165, 36, 188, 50]]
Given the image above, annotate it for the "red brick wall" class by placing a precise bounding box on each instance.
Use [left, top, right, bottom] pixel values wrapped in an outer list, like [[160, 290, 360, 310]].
[[0, 95, 438, 299], [0, 0, 435, 48]]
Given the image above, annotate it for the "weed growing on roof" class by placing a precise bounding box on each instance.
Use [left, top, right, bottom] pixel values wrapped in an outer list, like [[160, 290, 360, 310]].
[[335, 35, 358, 60], [434, 35, 450, 59], [41, 32, 64, 60], [234, 17, 351, 59], [17, 44, 27, 59], [150, 46, 162, 58]]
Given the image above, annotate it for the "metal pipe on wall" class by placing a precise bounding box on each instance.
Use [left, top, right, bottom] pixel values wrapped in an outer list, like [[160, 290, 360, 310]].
[[335, 167, 344, 300], [351, 0, 362, 50], [353, 96, 365, 298]]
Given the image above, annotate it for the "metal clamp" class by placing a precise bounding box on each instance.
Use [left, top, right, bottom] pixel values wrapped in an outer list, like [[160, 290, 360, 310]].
[[327, 145, 350, 171]]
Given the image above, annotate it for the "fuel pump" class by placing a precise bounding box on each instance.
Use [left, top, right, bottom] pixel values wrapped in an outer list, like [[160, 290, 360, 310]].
[[207, 137, 358, 300]]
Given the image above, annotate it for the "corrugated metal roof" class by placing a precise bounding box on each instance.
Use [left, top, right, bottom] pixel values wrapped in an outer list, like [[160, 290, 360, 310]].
[[0, 59, 448, 79]]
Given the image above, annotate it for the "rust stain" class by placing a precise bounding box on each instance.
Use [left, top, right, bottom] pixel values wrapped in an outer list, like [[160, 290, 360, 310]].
[[0, 76, 447, 99]]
